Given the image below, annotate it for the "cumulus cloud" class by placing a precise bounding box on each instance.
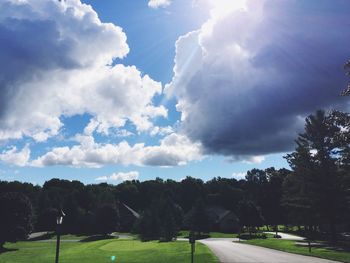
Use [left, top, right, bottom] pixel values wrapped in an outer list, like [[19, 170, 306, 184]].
[[166, 0, 350, 158], [0, 145, 30, 167], [0, 0, 165, 142], [148, 0, 171, 9], [96, 171, 139, 182], [28, 133, 202, 168]]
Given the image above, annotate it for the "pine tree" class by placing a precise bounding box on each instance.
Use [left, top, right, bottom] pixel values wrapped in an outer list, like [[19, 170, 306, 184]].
[[284, 110, 350, 242]]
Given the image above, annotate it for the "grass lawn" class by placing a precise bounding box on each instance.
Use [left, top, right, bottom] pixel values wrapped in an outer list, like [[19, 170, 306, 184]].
[[49, 234, 89, 240], [242, 238, 350, 263], [0, 239, 218, 263]]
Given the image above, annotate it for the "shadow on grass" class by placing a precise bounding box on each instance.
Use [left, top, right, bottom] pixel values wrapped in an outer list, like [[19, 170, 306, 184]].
[[80, 235, 116, 242], [0, 247, 18, 255], [183, 234, 210, 240], [296, 240, 350, 252]]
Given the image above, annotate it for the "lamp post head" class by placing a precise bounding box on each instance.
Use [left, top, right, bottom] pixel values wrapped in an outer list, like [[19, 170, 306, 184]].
[[56, 209, 66, 225]]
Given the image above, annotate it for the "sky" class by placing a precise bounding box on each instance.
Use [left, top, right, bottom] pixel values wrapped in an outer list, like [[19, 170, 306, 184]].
[[0, 0, 349, 185]]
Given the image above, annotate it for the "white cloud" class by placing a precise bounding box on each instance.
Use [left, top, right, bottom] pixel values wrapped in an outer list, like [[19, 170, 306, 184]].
[[148, 0, 171, 9], [96, 171, 139, 182], [0, 145, 30, 167], [166, 0, 350, 159], [28, 133, 203, 168], [243, 156, 265, 164], [115, 129, 134, 138], [227, 155, 265, 164], [150, 126, 174, 137], [0, 0, 165, 142], [95, 176, 108, 181], [232, 172, 246, 180]]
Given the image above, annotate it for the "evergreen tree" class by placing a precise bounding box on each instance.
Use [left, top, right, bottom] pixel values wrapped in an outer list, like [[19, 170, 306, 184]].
[[159, 197, 179, 242], [263, 168, 288, 233], [135, 204, 161, 241], [95, 204, 119, 235], [185, 199, 211, 236], [284, 110, 350, 242]]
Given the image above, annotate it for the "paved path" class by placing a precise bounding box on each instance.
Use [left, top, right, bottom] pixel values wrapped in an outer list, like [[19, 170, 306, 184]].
[[199, 238, 339, 263], [110, 233, 133, 239], [28, 232, 50, 240]]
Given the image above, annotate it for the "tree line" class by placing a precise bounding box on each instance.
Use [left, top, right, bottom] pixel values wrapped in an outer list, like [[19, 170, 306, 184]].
[[1, 110, 350, 247]]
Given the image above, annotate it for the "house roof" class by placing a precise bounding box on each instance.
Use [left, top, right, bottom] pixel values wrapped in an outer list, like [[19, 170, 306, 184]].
[[206, 205, 238, 223]]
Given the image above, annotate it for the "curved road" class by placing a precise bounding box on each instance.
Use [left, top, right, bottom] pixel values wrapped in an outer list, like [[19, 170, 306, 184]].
[[199, 238, 339, 263]]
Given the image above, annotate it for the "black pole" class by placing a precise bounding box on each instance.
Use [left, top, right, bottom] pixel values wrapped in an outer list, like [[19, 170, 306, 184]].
[[191, 243, 194, 263], [189, 231, 195, 263], [55, 225, 61, 263]]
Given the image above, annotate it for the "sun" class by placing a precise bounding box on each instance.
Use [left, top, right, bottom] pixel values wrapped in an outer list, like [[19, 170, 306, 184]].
[[209, 0, 247, 18]]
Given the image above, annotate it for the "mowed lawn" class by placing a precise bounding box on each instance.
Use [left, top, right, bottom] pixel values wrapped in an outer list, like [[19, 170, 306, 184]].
[[243, 238, 350, 263], [0, 239, 218, 263]]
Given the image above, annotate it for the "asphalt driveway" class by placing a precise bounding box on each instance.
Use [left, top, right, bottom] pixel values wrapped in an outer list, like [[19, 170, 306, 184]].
[[199, 238, 339, 263]]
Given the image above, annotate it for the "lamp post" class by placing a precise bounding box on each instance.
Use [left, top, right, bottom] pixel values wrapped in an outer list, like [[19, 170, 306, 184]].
[[189, 231, 195, 263], [55, 210, 65, 263]]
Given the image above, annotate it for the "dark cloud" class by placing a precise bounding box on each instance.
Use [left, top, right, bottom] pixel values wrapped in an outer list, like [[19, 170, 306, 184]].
[[0, 16, 77, 118], [167, 0, 350, 157]]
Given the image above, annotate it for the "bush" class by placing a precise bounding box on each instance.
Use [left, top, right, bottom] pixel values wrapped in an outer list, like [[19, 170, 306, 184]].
[[238, 232, 267, 240]]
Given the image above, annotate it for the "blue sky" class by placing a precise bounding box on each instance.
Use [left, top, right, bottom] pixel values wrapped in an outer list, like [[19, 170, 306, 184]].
[[0, 0, 349, 185]]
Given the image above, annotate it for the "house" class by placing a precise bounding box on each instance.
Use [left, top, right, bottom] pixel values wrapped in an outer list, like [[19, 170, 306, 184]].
[[207, 206, 240, 233]]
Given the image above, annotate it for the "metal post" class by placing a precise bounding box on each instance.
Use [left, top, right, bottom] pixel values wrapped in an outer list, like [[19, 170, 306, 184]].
[[55, 225, 61, 263], [308, 239, 311, 253], [189, 231, 195, 263], [191, 243, 194, 263]]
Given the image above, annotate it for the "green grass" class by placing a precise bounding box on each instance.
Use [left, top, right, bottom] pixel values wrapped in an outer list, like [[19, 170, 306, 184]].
[[209, 232, 238, 238], [177, 230, 237, 238], [0, 239, 218, 263], [242, 238, 350, 263], [49, 234, 89, 240]]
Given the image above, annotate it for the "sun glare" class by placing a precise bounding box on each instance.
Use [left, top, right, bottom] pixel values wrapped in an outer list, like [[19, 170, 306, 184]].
[[209, 0, 247, 18]]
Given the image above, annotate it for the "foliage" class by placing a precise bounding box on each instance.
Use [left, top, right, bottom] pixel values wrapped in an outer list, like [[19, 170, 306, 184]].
[[238, 232, 267, 240], [135, 195, 182, 242], [134, 205, 161, 241], [284, 110, 350, 242], [0, 192, 33, 248], [237, 200, 264, 235], [185, 199, 211, 235], [36, 207, 58, 231], [341, 60, 350, 96], [241, 168, 288, 230], [94, 204, 119, 235]]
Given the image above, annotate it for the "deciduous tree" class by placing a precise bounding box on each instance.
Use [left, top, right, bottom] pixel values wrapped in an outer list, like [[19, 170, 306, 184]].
[[0, 192, 33, 249]]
